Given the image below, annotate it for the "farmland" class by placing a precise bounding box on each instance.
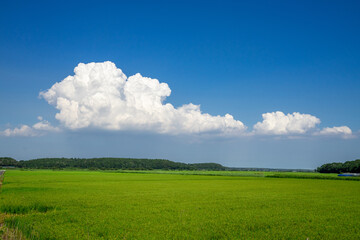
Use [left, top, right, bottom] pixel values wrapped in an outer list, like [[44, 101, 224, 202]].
[[1, 170, 360, 239]]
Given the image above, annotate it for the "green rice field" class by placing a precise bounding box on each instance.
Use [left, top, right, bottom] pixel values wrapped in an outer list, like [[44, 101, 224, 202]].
[[0, 170, 359, 239]]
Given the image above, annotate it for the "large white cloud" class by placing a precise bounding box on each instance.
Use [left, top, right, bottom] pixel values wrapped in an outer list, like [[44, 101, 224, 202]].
[[40, 61, 246, 135], [2, 61, 352, 138], [253, 111, 321, 135]]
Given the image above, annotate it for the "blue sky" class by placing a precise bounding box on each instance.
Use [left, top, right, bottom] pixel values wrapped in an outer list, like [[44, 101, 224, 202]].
[[1, 0, 359, 168]]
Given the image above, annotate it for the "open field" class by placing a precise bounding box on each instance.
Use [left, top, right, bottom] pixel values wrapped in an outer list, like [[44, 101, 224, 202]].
[[1, 170, 360, 239], [109, 170, 360, 180]]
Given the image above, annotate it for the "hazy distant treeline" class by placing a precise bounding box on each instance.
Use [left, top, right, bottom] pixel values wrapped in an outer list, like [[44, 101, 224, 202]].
[[0, 157, 226, 171], [317, 159, 360, 173]]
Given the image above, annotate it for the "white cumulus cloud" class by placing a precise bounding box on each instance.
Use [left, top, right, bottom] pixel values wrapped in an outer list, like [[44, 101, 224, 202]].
[[32, 120, 60, 132], [39, 61, 246, 135], [1, 61, 354, 139], [0, 119, 60, 137], [1, 125, 36, 137], [315, 126, 353, 138], [253, 111, 321, 135]]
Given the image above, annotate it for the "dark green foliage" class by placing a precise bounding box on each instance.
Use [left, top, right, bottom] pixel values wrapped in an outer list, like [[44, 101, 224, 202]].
[[7, 157, 226, 171], [0, 157, 17, 167], [188, 163, 226, 170], [317, 159, 360, 173]]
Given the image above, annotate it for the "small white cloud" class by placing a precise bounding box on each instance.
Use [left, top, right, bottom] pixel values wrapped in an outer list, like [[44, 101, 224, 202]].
[[40, 61, 246, 135], [32, 120, 60, 132], [315, 126, 353, 138], [253, 111, 320, 135], [0, 119, 60, 137], [1, 125, 36, 137]]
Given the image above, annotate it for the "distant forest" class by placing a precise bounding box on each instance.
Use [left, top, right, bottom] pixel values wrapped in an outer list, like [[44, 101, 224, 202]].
[[2, 157, 359, 173], [317, 159, 360, 173], [0, 157, 226, 171]]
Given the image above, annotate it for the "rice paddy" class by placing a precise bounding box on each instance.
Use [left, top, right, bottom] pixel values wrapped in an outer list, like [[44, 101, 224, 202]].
[[0, 170, 359, 239]]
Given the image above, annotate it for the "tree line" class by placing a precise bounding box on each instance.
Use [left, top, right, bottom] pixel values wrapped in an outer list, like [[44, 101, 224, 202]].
[[316, 159, 360, 173], [0, 157, 226, 171], [0, 157, 17, 166]]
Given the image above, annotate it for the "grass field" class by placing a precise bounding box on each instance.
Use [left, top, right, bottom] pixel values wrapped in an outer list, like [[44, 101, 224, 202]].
[[0, 170, 360, 239]]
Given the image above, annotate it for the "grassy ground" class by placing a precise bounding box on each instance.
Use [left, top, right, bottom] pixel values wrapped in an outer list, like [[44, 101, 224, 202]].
[[0, 170, 359, 239], [109, 169, 358, 180]]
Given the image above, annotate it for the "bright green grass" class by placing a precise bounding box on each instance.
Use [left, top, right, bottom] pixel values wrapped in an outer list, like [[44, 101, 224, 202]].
[[1, 170, 360, 239], [110, 170, 346, 178]]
